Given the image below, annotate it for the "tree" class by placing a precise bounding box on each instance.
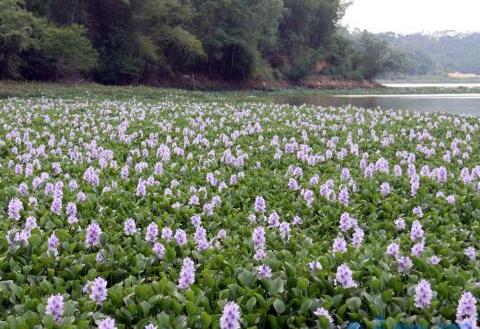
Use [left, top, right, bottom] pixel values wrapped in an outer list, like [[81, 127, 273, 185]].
[[276, 0, 344, 80], [3, 0, 401, 84], [39, 24, 97, 79], [352, 32, 405, 80], [0, 0, 38, 78]]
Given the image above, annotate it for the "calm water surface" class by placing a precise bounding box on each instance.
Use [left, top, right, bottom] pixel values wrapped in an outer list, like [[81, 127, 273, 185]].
[[275, 87, 480, 116]]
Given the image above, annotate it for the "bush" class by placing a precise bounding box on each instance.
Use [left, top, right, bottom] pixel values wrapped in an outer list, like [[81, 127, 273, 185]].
[[38, 24, 97, 79]]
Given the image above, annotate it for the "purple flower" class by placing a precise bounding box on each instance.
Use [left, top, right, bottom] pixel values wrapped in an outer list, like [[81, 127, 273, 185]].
[[395, 217, 405, 230], [18, 182, 28, 195], [456, 292, 477, 328], [85, 223, 102, 248], [136, 179, 147, 197], [410, 220, 424, 241], [446, 195, 456, 205], [413, 206, 423, 218], [175, 229, 187, 246], [435, 166, 447, 182], [48, 233, 60, 257], [278, 222, 290, 241], [464, 247, 476, 261], [313, 307, 334, 326], [411, 176, 420, 196], [153, 242, 165, 259], [191, 214, 202, 227], [292, 215, 302, 226], [309, 261, 322, 273], [394, 165, 402, 177], [152, 162, 163, 176], [220, 301, 241, 329], [256, 264, 272, 279], [268, 211, 280, 228], [66, 202, 77, 217], [83, 167, 99, 187], [45, 294, 64, 323], [68, 215, 78, 225], [194, 226, 210, 251], [429, 255, 441, 265], [254, 248, 266, 261], [124, 218, 137, 235], [145, 222, 158, 242], [332, 236, 347, 254], [339, 212, 355, 232], [338, 187, 349, 205], [288, 178, 299, 190], [8, 198, 23, 220], [89, 277, 108, 305], [380, 182, 391, 197], [461, 168, 472, 184], [98, 317, 117, 329], [69, 180, 78, 191], [51, 197, 62, 215], [178, 257, 195, 289], [161, 227, 173, 241], [397, 256, 413, 273], [120, 166, 129, 179], [320, 183, 333, 199], [252, 226, 265, 252], [217, 229, 227, 240], [352, 227, 364, 249], [415, 279, 433, 309], [254, 196, 266, 213], [25, 216, 38, 232], [77, 192, 87, 202], [411, 241, 425, 257], [341, 168, 350, 180], [335, 264, 357, 288], [386, 242, 400, 258]]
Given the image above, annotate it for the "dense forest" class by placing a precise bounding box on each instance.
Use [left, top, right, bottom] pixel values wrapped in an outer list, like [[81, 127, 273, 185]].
[[0, 0, 404, 85], [379, 32, 480, 76]]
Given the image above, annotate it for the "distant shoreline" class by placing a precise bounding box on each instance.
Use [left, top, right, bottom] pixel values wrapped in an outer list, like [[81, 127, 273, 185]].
[[2, 80, 480, 100]]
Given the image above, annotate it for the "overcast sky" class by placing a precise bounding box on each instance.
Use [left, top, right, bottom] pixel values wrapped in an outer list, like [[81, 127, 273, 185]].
[[341, 0, 480, 34]]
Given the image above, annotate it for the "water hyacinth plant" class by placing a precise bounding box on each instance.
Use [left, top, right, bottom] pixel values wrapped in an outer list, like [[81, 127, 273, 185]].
[[0, 91, 479, 328]]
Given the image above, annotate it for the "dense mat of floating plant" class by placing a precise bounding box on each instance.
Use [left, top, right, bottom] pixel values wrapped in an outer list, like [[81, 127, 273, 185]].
[[0, 96, 479, 329]]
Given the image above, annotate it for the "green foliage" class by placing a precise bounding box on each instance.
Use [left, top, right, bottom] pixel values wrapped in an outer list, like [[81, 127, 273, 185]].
[[380, 32, 480, 75], [0, 0, 38, 78], [353, 32, 405, 80], [320, 30, 407, 81], [0, 89, 479, 327], [1, 0, 403, 83], [38, 24, 97, 78], [0, 0, 96, 80], [276, 0, 343, 80]]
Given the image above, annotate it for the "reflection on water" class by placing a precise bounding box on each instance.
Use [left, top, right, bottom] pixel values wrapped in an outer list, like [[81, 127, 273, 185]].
[[383, 83, 480, 88], [275, 94, 480, 115]]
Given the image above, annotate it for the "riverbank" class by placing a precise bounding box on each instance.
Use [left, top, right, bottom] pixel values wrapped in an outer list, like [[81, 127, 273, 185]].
[[2, 80, 480, 101]]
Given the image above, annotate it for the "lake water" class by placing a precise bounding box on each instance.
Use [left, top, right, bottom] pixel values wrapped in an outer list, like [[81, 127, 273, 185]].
[[275, 84, 480, 115], [382, 83, 480, 88]]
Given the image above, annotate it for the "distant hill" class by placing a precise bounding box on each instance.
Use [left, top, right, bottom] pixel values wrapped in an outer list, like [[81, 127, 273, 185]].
[[377, 32, 480, 76]]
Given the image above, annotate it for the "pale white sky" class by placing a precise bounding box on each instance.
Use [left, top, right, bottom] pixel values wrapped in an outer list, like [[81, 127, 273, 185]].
[[341, 0, 480, 34]]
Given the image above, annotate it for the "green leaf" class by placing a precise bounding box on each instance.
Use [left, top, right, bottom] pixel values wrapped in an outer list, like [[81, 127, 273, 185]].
[[267, 278, 284, 296], [346, 297, 362, 311], [245, 297, 257, 311], [272, 298, 286, 314], [200, 311, 212, 328]]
